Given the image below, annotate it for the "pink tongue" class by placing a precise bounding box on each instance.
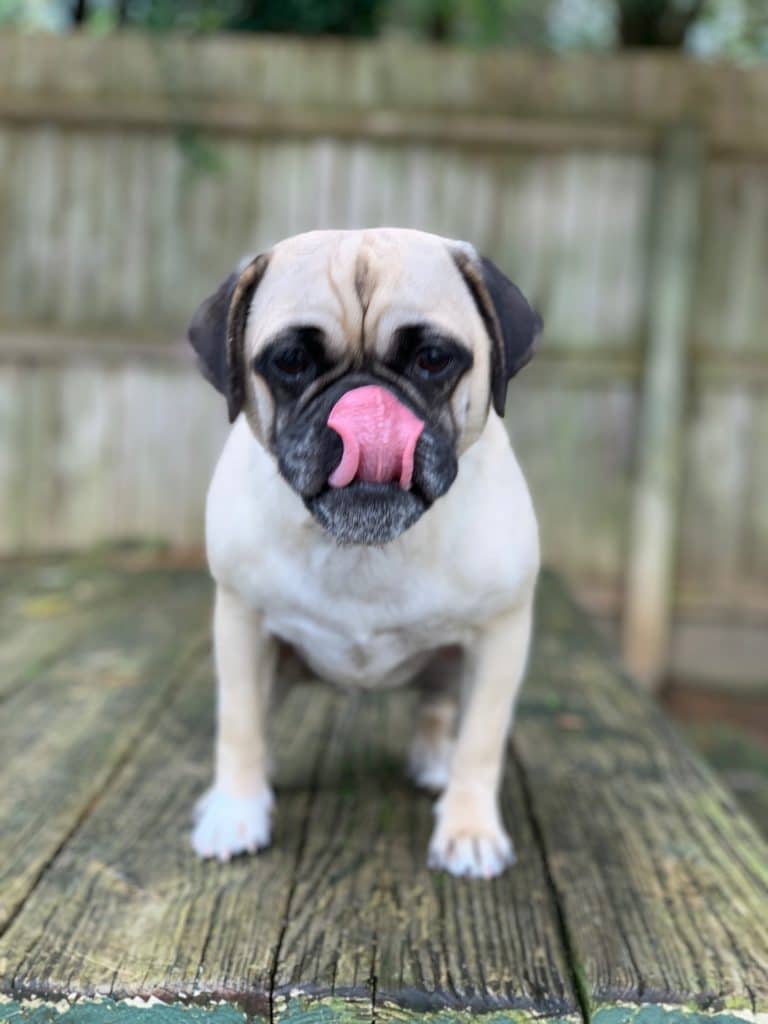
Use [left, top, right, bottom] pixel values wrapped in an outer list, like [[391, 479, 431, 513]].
[[327, 385, 424, 490]]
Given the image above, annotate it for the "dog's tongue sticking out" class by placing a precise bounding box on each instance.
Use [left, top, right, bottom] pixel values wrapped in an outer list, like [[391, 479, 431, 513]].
[[327, 385, 424, 490]]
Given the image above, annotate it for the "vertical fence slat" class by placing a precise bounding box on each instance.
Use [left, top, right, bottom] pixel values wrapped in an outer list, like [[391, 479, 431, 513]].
[[622, 124, 704, 690]]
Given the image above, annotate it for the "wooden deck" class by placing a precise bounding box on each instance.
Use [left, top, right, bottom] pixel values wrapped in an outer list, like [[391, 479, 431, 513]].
[[0, 558, 765, 1024]]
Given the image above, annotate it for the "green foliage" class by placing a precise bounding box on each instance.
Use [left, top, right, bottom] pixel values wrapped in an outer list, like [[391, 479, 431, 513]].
[[689, 0, 768, 59], [0, 0, 765, 58], [385, 0, 552, 46], [225, 0, 382, 36], [0, 0, 21, 26], [116, 0, 381, 35], [175, 126, 227, 180], [119, 0, 238, 31], [616, 0, 705, 47]]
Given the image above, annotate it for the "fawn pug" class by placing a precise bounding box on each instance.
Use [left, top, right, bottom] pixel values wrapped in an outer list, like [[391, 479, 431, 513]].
[[188, 228, 540, 878]]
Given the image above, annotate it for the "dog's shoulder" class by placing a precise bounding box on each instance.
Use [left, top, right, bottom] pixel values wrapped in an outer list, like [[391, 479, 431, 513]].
[[205, 417, 306, 585], [429, 414, 539, 604]]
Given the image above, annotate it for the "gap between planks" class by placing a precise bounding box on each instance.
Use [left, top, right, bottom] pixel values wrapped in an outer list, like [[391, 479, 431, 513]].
[[4, 567, 763, 1021], [513, 741, 592, 1024], [265, 700, 373, 1024]]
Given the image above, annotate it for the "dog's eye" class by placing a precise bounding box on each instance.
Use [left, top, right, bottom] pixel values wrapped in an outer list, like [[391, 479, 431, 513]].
[[273, 346, 312, 377], [414, 346, 453, 377]]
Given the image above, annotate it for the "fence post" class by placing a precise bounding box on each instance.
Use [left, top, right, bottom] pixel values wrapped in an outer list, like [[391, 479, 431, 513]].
[[622, 122, 704, 691]]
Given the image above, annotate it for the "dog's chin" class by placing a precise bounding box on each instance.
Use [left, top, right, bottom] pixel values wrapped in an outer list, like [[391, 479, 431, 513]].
[[306, 481, 428, 546]]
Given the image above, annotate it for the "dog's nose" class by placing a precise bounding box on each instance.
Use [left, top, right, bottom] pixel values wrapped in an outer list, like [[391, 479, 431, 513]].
[[327, 385, 425, 490]]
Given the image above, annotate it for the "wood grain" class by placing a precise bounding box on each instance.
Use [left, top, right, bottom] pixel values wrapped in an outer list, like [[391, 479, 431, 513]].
[[0, 570, 577, 1023], [0, 660, 334, 1013], [516, 575, 768, 1014], [272, 691, 577, 1021], [3, 566, 765, 1022], [0, 570, 210, 933], [0, 559, 168, 699], [0, 682, 577, 1021], [623, 125, 703, 689], [0, 36, 766, 154]]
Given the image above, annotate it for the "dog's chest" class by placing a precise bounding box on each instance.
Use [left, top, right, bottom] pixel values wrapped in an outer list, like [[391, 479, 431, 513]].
[[242, 544, 482, 688]]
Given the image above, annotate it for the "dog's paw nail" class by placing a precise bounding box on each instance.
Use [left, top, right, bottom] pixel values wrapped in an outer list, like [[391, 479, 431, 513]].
[[428, 825, 515, 879], [191, 786, 273, 861]]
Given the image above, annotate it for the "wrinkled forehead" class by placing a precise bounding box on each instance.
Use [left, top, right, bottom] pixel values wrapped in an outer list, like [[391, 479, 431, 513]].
[[246, 229, 482, 356]]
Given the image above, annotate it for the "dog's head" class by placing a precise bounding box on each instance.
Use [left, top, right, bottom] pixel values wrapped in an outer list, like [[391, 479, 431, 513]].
[[189, 229, 541, 545]]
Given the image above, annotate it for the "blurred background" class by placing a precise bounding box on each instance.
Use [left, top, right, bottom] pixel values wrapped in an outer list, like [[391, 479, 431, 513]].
[[0, 0, 766, 826]]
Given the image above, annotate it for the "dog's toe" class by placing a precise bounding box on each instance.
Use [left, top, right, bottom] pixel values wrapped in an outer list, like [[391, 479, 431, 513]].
[[191, 787, 273, 861], [428, 827, 515, 878], [427, 791, 515, 878]]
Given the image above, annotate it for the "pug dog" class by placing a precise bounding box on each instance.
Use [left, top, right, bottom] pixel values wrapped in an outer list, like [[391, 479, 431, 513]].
[[188, 228, 540, 878]]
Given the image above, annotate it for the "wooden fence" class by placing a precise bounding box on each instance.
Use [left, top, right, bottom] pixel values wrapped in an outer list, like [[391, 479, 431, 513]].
[[0, 32, 766, 687]]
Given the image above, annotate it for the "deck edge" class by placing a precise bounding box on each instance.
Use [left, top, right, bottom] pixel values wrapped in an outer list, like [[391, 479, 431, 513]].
[[5, 996, 763, 1024], [592, 1005, 768, 1024], [0, 996, 248, 1022]]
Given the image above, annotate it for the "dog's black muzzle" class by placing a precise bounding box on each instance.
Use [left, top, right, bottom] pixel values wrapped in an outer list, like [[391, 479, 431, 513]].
[[275, 373, 457, 545]]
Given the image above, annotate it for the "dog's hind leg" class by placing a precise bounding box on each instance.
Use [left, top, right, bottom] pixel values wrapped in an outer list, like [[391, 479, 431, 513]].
[[407, 647, 462, 793]]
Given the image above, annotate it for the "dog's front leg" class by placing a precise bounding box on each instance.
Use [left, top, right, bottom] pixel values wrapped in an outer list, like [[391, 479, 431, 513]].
[[427, 597, 533, 878], [191, 584, 277, 861]]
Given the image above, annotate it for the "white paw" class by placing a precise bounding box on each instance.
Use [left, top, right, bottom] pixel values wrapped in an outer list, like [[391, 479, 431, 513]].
[[427, 791, 515, 878], [191, 786, 273, 861], [408, 736, 453, 792]]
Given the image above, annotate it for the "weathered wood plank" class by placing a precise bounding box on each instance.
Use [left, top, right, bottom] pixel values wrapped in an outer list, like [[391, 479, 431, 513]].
[[678, 389, 755, 604], [694, 162, 768, 356], [0, 570, 210, 933], [272, 692, 577, 1022], [0, 36, 765, 155], [623, 124, 703, 690], [0, 365, 228, 557], [0, 574, 577, 1023], [0, 666, 334, 1013], [749, 395, 768, 584], [508, 381, 636, 590], [0, 559, 148, 698], [1, 566, 766, 1023], [516, 575, 768, 1015]]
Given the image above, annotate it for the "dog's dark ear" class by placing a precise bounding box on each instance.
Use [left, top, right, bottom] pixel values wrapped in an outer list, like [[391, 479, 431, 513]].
[[188, 254, 270, 422], [188, 271, 237, 396], [453, 248, 542, 416]]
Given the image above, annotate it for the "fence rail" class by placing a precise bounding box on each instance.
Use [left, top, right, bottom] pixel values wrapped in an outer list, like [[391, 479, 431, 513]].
[[0, 32, 766, 687]]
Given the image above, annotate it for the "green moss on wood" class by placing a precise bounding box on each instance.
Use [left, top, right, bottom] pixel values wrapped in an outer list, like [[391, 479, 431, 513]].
[[592, 1007, 762, 1024], [5, 999, 759, 1024], [274, 994, 372, 1023], [0, 999, 249, 1024]]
